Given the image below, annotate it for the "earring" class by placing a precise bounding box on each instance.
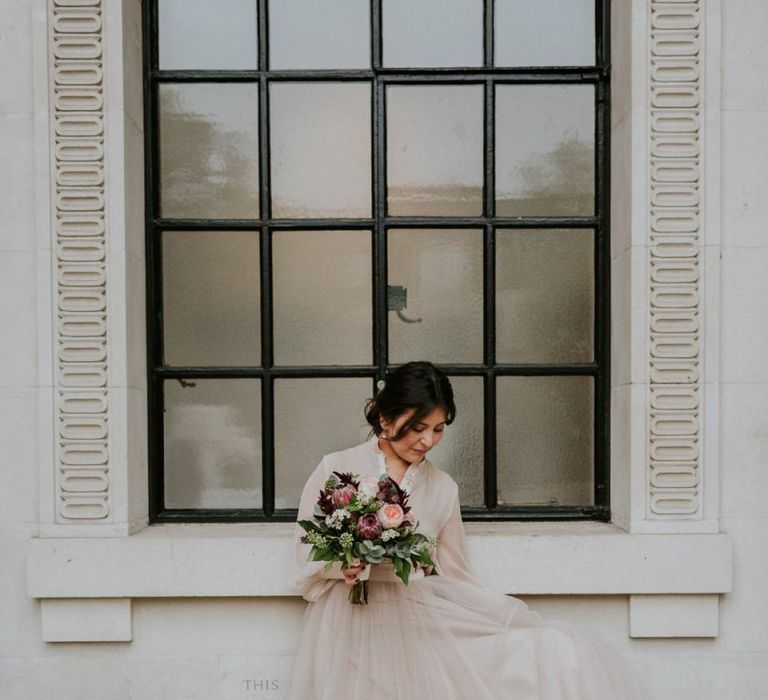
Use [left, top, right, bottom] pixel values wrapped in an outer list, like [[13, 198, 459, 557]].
[[381, 432, 389, 440]]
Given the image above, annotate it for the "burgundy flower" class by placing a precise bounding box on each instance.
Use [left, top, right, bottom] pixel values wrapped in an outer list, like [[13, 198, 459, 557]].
[[357, 513, 382, 540], [332, 471, 360, 489], [317, 489, 335, 515], [376, 478, 412, 516]]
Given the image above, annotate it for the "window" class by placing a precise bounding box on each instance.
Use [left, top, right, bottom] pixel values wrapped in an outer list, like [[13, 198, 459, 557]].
[[144, 0, 610, 523]]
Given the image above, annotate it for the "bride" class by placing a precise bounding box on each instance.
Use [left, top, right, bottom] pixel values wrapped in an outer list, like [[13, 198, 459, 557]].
[[286, 361, 649, 699]]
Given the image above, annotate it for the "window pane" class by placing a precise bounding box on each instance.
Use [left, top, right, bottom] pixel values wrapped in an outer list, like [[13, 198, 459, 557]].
[[428, 376, 484, 506], [270, 82, 371, 218], [160, 83, 260, 219], [496, 229, 593, 363], [269, 0, 370, 69], [383, 0, 483, 67], [495, 0, 595, 67], [164, 378, 262, 509], [273, 230, 371, 365], [163, 231, 260, 366], [159, 0, 258, 70], [388, 229, 483, 364], [387, 85, 483, 216], [495, 85, 594, 216], [497, 376, 593, 506], [275, 378, 372, 509]]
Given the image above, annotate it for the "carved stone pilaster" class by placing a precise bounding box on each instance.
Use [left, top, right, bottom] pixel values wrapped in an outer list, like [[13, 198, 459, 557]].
[[647, 0, 703, 518], [50, 0, 110, 521]]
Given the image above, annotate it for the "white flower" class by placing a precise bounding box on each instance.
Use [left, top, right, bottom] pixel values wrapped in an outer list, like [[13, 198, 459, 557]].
[[380, 528, 399, 542], [324, 508, 351, 530]]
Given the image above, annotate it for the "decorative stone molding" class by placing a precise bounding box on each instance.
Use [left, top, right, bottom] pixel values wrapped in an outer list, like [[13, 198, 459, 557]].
[[647, 0, 703, 519], [50, 0, 111, 522]]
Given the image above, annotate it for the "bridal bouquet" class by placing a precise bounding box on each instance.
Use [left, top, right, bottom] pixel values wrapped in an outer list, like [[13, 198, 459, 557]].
[[298, 470, 437, 605]]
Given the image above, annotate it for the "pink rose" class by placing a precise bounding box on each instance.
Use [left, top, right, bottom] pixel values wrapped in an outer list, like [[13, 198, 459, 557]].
[[377, 503, 405, 529], [332, 484, 356, 507]]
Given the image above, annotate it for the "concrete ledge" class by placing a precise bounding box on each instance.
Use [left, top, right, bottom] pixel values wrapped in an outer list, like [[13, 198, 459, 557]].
[[26, 522, 733, 598], [41, 598, 132, 642], [630, 594, 720, 638]]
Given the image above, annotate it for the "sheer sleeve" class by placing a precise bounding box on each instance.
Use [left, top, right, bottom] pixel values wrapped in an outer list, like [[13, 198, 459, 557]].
[[433, 485, 487, 588], [286, 455, 348, 603]]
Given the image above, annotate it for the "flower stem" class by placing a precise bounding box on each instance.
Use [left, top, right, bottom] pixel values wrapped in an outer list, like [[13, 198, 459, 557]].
[[348, 580, 369, 605]]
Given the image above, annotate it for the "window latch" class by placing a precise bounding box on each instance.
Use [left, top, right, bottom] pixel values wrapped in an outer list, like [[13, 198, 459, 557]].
[[387, 285, 422, 324]]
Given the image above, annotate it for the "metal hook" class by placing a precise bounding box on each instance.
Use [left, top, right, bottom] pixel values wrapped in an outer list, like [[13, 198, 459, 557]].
[[394, 308, 422, 324], [387, 285, 422, 324]]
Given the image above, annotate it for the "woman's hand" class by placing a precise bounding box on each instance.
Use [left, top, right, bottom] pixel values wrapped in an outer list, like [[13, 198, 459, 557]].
[[342, 558, 368, 586]]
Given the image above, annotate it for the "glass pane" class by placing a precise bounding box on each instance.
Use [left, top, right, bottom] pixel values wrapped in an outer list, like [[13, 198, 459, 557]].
[[273, 230, 371, 365], [495, 85, 594, 216], [270, 82, 371, 218], [497, 376, 593, 506], [427, 376, 484, 506], [388, 229, 483, 363], [275, 378, 372, 509], [160, 83, 260, 219], [496, 229, 593, 363], [495, 0, 595, 67], [387, 85, 483, 216], [383, 0, 483, 68], [159, 0, 258, 70], [164, 378, 261, 509], [269, 0, 370, 69], [163, 231, 261, 366]]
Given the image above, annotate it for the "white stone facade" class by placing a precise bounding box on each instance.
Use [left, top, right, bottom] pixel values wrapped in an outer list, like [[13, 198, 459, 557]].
[[1, 0, 766, 697]]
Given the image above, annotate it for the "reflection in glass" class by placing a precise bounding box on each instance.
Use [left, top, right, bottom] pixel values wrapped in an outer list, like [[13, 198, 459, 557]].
[[495, 85, 594, 216], [275, 378, 372, 509], [164, 379, 262, 509], [387, 85, 483, 216], [273, 230, 371, 365], [427, 376, 484, 506], [496, 229, 593, 363], [269, 0, 370, 69], [495, 0, 595, 67], [163, 231, 261, 366], [383, 0, 483, 68], [159, 0, 258, 70], [270, 82, 371, 218], [160, 84, 260, 219], [388, 229, 483, 363], [497, 376, 593, 506]]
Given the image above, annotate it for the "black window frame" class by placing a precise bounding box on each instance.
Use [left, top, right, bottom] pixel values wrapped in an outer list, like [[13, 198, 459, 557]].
[[143, 0, 612, 523]]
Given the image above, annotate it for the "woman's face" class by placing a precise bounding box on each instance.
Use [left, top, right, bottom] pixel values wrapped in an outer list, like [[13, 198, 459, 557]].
[[380, 407, 447, 463]]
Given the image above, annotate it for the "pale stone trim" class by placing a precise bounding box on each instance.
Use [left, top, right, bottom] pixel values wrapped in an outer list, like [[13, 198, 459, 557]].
[[41, 598, 132, 642], [629, 593, 719, 638], [49, 0, 111, 523], [27, 523, 733, 598], [647, 0, 715, 521]]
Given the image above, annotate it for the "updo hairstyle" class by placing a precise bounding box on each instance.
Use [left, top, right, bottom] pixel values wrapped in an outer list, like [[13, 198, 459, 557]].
[[364, 361, 456, 442]]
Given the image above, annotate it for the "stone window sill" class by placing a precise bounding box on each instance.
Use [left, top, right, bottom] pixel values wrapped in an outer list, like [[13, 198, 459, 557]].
[[27, 521, 732, 598]]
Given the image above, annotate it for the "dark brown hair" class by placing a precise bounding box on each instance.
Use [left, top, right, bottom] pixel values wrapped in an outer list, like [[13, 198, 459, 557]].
[[364, 361, 456, 441]]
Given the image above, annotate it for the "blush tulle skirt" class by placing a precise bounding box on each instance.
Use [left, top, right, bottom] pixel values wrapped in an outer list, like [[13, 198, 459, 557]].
[[286, 575, 650, 700]]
